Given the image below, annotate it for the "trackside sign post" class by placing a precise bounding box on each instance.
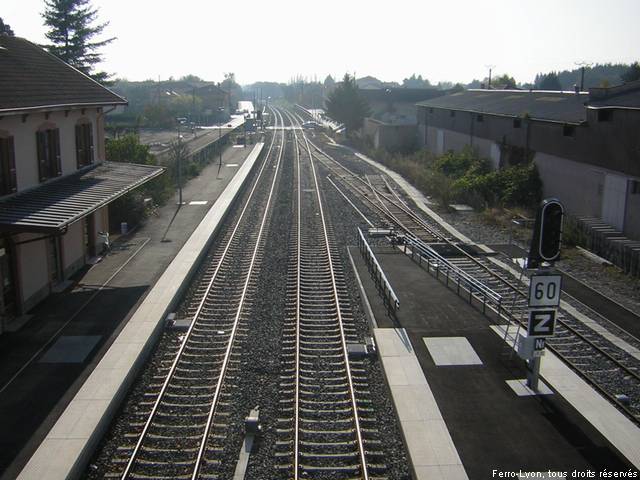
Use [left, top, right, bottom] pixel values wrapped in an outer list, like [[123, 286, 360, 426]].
[[521, 199, 565, 392]]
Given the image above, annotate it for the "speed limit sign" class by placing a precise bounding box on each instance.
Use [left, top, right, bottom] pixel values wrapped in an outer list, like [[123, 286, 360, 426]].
[[528, 274, 562, 307]]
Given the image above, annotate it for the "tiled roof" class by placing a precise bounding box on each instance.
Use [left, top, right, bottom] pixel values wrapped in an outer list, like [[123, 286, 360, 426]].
[[417, 89, 589, 124], [0, 36, 127, 114], [0, 162, 164, 233]]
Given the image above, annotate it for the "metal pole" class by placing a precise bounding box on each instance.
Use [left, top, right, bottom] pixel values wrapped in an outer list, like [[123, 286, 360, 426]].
[[177, 122, 182, 205], [526, 357, 540, 391]]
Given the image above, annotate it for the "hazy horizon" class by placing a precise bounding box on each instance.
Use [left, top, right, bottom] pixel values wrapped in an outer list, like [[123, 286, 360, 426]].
[[5, 0, 640, 86]]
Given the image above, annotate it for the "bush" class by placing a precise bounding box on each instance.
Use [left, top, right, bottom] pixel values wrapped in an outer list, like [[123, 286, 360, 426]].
[[362, 144, 542, 212], [106, 135, 173, 229]]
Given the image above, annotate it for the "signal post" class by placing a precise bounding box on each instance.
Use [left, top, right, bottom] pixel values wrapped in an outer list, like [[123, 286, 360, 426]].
[[517, 199, 564, 391]]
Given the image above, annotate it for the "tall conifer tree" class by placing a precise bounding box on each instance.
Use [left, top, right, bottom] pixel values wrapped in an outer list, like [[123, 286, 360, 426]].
[[42, 0, 114, 82]]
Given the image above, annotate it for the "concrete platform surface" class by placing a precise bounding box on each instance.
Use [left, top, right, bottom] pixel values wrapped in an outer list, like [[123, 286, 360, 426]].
[[349, 246, 635, 479], [374, 328, 469, 480], [0, 144, 263, 480]]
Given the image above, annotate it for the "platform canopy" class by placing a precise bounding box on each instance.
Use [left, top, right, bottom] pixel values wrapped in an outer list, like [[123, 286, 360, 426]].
[[0, 162, 164, 234]]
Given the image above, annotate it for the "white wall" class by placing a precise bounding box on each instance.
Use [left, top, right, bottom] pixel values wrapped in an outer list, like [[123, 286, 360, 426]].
[[0, 108, 100, 193], [534, 152, 603, 219]]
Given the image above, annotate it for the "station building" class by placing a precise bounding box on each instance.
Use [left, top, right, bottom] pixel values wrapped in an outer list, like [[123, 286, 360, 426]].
[[0, 36, 164, 333], [416, 82, 640, 239]]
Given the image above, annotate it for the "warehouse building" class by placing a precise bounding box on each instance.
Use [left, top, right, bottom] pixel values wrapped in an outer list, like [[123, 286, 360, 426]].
[[416, 82, 640, 239]]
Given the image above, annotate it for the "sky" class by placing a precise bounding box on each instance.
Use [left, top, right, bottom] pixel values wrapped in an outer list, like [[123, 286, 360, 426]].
[[5, 0, 640, 86]]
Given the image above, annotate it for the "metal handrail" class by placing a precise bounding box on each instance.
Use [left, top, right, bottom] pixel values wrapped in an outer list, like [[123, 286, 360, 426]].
[[401, 234, 508, 319], [357, 228, 400, 311]]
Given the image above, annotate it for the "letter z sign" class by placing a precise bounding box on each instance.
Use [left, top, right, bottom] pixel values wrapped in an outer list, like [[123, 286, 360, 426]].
[[527, 309, 556, 337]]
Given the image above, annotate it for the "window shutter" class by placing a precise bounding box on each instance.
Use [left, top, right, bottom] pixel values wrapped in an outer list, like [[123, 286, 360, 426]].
[[7, 137, 16, 193], [75, 124, 82, 168], [87, 124, 94, 164], [36, 131, 47, 182], [53, 129, 61, 176]]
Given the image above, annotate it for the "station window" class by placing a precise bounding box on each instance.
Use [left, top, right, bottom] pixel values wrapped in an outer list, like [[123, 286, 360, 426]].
[[477, 114, 484, 122], [513, 118, 522, 128], [75, 121, 94, 168], [0, 134, 17, 195], [562, 124, 576, 137], [597, 109, 613, 122], [36, 127, 62, 182]]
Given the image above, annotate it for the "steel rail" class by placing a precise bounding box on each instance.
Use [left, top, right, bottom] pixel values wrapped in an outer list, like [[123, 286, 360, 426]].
[[192, 106, 287, 479], [120, 107, 285, 480], [291, 110, 640, 422], [288, 109, 370, 480]]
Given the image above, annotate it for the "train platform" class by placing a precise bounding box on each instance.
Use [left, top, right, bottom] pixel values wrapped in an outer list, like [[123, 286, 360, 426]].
[[0, 143, 264, 480], [348, 245, 640, 480]]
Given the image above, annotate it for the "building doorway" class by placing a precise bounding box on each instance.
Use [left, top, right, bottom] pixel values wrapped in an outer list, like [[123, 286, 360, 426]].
[[0, 238, 17, 331], [47, 236, 62, 285], [84, 214, 96, 259]]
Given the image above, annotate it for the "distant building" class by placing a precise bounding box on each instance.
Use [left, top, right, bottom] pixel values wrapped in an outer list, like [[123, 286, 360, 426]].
[[416, 83, 640, 239], [0, 36, 164, 332], [359, 88, 447, 151]]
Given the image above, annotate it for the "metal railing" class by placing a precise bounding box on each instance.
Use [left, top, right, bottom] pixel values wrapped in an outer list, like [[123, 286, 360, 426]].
[[357, 228, 400, 314], [401, 234, 511, 323]]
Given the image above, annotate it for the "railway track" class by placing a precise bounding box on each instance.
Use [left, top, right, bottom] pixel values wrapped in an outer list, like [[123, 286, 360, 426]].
[[107, 109, 286, 480], [274, 111, 386, 479], [289, 108, 640, 421]]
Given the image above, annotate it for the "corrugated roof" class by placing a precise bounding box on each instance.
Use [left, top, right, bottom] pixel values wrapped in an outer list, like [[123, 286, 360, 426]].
[[417, 89, 589, 123], [588, 89, 640, 110], [0, 36, 127, 114], [0, 162, 164, 233]]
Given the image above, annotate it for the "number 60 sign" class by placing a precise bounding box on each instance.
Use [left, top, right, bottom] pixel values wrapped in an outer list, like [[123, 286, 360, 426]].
[[528, 274, 562, 308]]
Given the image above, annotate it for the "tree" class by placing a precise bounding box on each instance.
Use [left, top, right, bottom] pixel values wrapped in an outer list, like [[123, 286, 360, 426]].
[[42, 0, 114, 82], [0, 17, 15, 36], [491, 74, 517, 89], [325, 73, 370, 136], [402, 74, 431, 88], [535, 72, 562, 90], [106, 135, 172, 227], [220, 72, 242, 112], [323, 75, 335, 89], [621, 62, 640, 83]]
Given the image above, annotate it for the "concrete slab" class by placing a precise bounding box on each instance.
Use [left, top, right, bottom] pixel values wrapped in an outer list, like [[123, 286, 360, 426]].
[[188, 200, 208, 205], [374, 328, 469, 480], [39, 336, 101, 364], [505, 378, 554, 396], [423, 337, 483, 366]]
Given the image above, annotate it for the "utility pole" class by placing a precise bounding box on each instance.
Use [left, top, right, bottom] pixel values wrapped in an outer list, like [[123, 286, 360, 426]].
[[575, 61, 592, 91], [485, 64, 496, 90]]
